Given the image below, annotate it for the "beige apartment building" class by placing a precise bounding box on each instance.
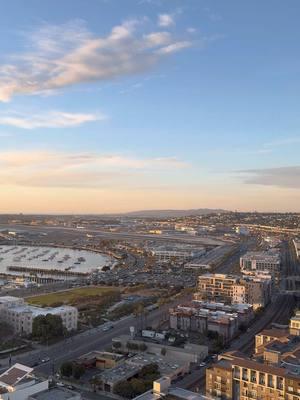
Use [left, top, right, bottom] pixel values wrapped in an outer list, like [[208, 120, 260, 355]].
[[289, 311, 300, 336], [196, 273, 272, 309], [206, 354, 300, 400], [195, 274, 238, 303]]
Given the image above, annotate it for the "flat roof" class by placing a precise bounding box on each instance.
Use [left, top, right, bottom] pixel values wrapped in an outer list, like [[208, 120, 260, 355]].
[[29, 387, 79, 400], [0, 363, 32, 387], [258, 328, 289, 338], [7, 304, 76, 317], [0, 296, 23, 303]]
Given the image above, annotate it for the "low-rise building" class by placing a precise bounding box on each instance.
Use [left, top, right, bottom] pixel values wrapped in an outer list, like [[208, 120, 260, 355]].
[[99, 353, 190, 393], [0, 363, 49, 400], [169, 301, 254, 341], [111, 335, 208, 364], [0, 296, 78, 334], [76, 351, 125, 370], [133, 377, 212, 400], [28, 387, 81, 400]]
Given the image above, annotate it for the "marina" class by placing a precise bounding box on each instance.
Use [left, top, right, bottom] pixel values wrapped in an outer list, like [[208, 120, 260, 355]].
[[0, 245, 113, 281]]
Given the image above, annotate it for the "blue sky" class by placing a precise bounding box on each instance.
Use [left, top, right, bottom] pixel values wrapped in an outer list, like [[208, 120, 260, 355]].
[[0, 0, 299, 213]]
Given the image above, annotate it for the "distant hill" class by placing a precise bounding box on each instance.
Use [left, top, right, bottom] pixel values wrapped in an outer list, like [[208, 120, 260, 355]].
[[120, 209, 229, 218]]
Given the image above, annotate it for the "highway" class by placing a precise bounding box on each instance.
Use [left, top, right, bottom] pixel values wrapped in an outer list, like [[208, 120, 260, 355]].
[[212, 236, 257, 274]]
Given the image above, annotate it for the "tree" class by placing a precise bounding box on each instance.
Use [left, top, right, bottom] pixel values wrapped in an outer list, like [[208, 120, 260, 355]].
[[139, 343, 147, 352], [139, 363, 159, 378], [32, 314, 64, 341], [72, 363, 85, 380], [131, 378, 146, 396], [60, 361, 73, 377], [126, 341, 139, 351], [113, 341, 122, 350], [114, 381, 135, 398]]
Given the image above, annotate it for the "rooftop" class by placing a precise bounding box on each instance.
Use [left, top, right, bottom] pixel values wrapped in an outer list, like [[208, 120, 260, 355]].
[[241, 251, 281, 263], [6, 304, 76, 317], [0, 363, 32, 387], [258, 328, 290, 338], [29, 387, 80, 400]]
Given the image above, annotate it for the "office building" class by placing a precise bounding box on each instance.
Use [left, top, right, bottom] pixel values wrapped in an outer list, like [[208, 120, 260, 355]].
[[240, 251, 281, 280]]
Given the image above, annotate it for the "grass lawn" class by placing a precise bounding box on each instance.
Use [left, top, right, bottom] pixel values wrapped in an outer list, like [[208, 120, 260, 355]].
[[26, 286, 120, 307]]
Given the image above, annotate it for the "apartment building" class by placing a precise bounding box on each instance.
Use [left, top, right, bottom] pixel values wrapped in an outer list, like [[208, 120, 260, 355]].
[[0, 296, 78, 334], [239, 276, 273, 309], [290, 311, 300, 336], [196, 274, 272, 309], [255, 328, 290, 354], [206, 353, 300, 400], [195, 274, 238, 303]]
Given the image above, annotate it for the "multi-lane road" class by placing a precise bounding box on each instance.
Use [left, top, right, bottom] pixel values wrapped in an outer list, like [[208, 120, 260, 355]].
[[5, 296, 189, 377]]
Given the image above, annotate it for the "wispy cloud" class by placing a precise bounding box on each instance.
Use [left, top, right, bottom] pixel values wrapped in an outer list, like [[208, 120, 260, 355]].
[[237, 166, 300, 189], [0, 150, 188, 188], [0, 19, 193, 102], [263, 136, 300, 147], [0, 110, 105, 129], [156, 41, 192, 54], [158, 13, 175, 27]]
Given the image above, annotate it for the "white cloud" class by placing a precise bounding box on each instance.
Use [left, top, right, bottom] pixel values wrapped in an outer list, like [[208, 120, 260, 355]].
[[0, 150, 188, 188], [0, 110, 105, 129], [158, 14, 175, 27], [156, 41, 192, 54], [0, 19, 192, 101]]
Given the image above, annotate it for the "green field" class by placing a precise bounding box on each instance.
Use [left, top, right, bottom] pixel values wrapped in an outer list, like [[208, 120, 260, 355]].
[[26, 286, 119, 307]]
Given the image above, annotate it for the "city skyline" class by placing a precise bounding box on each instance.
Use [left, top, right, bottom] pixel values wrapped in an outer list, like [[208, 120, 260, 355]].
[[0, 0, 300, 213]]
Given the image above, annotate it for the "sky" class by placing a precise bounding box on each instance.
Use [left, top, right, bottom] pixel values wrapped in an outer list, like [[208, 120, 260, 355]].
[[0, 0, 299, 213]]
